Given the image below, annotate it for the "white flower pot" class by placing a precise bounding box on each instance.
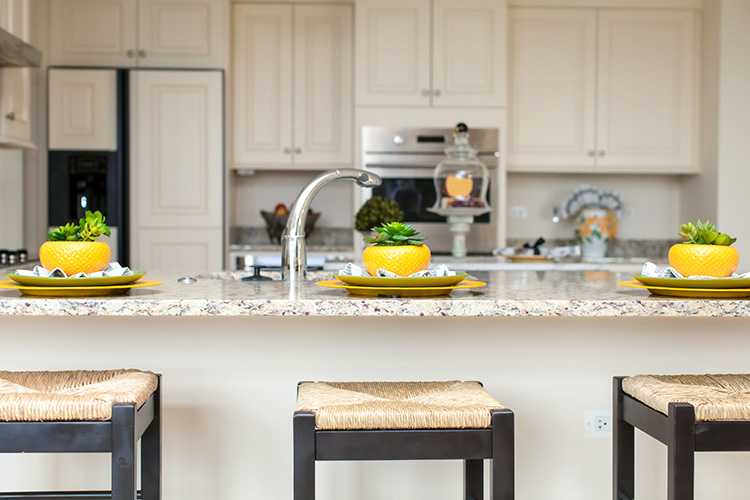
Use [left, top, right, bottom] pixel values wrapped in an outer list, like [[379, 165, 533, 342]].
[[576, 208, 616, 259]]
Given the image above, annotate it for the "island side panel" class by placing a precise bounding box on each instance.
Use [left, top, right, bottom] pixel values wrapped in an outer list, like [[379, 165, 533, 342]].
[[0, 315, 748, 500]]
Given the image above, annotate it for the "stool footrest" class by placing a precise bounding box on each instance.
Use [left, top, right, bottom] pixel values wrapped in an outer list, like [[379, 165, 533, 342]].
[[316, 428, 493, 461], [0, 492, 143, 499]]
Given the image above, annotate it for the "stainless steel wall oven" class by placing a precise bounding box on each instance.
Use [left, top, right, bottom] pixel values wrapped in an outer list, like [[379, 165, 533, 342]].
[[361, 126, 501, 255]]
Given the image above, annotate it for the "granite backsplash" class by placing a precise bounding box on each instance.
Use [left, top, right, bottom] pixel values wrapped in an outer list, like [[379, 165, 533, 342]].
[[231, 226, 678, 260]]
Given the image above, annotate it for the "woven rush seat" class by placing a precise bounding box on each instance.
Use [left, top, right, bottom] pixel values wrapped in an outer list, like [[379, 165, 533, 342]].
[[297, 380, 504, 430], [615, 374, 750, 500], [0, 369, 158, 421], [294, 380, 514, 500], [0, 368, 161, 500], [623, 373, 750, 421]]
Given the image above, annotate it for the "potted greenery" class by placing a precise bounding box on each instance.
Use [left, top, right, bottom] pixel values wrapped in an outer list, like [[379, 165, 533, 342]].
[[40, 210, 111, 275], [355, 196, 404, 234]]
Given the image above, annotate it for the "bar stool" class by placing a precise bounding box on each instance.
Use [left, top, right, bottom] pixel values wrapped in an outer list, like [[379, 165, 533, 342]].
[[614, 374, 750, 500], [294, 380, 514, 500], [0, 369, 161, 500]]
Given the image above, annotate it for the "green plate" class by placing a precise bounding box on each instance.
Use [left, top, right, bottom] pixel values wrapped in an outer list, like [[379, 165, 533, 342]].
[[0, 279, 161, 297], [334, 272, 468, 288], [633, 274, 750, 289], [619, 280, 750, 298], [317, 279, 484, 297], [5, 271, 146, 287]]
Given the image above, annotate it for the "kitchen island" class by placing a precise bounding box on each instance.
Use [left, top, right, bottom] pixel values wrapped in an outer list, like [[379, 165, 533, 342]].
[[1, 269, 749, 500]]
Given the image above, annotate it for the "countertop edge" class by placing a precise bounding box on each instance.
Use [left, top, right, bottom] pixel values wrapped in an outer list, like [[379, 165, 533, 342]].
[[1, 297, 748, 318]]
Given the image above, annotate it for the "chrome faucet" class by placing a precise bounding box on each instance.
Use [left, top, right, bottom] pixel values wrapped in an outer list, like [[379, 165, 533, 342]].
[[281, 169, 382, 281]]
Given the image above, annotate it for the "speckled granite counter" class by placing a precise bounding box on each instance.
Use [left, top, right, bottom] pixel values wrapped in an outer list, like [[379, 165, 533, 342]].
[[2, 269, 748, 317]]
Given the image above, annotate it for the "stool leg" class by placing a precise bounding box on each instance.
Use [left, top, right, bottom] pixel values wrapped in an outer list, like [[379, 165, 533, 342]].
[[614, 377, 634, 500], [294, 411, 317, 500], [141, 382, 162, 500], [490, 409, 514, 500], [111, 403, 138, 500], [668, 403, 695, 500], [464, 459, 484, 500]]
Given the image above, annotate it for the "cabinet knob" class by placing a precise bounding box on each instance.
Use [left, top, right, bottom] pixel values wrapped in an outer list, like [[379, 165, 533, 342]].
[[127, 49, 136, 58], [5, 111, 15, 121], [420, 89, 430, 97], [433, 89, 441, 97], [138, 50, 147, 58], [587, 150, 596, 157], [598, 150, 606, 157], [283, 147, 292, 154], [294, 147, 302, 154]]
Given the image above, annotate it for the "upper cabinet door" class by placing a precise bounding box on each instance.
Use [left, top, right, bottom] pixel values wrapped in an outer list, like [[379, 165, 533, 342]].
[[508, 8, 597, 168], [137, 0, 226, 69], [232, 4, 293, 166], [294, 5, 353, 166], [48, 0, 226, 68], [0, 0, 33, 149], [49, 0, 137, 67], [354, 0, 430, 107], [48, 69, 118, 151], [596, 10, 698, 170], [432, 0, 506, 107]]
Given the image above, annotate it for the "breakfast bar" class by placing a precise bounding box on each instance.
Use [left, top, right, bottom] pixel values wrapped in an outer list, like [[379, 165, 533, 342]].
[[2, 269, 750, 500]]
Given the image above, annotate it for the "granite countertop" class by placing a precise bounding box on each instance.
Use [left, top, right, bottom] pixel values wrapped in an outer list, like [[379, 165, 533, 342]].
[[1, 268, 749, 317]]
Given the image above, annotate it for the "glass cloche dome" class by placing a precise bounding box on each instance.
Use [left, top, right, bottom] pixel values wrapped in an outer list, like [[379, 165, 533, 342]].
[[429, 123, 490, 217]]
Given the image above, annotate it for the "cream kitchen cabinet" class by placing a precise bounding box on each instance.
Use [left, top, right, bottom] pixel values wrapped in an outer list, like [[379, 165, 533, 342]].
[[48, 69, 118, 151], [232, 3, 352, 169], [49, 0, 226, 69], [508, 8, 699, 174], [129, 70, 224, 271], [0, 0, 33, 149], [355, 0, 506, 107]]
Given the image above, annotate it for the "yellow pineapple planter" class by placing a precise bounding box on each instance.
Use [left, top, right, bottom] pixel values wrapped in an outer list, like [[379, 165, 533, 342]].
[[668, 220, 739, 277], [41, 211, 112, 275], [40, 241, 111, 276], [362, 222, 431, 276]]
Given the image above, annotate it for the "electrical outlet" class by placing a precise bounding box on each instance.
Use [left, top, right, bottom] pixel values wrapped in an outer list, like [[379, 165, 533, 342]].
[[617, 207, 636, 219], [584, 409, 613, 439], [508, 206, 528, 219]]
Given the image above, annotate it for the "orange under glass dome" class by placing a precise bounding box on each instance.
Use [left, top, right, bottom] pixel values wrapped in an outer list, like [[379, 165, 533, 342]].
[[429, 123, 490, 217]]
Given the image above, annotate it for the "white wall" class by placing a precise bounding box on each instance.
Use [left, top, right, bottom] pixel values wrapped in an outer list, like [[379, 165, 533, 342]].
[[681, 0, 719, 227], [230, 170, 355, 227], [506, 173, 682, 241], [716, 0, 750, 258], [0, 150, 24, 248]]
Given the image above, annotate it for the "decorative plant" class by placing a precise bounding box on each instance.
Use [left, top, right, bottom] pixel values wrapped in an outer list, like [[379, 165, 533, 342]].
[[668, 220, 739, 277], [41, 211, 112, 275], [354, 196, 403, 233], [677, 220, 736, 246], [47, 210, 111, 241], [361, 222, 430, 276]]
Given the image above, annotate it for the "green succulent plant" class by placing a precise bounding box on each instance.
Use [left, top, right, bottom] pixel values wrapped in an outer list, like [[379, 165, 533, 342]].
[[678, 220, 736, 246], [355, 196, 404, 233], [47, 210, 111, 242], [362, 222, 426, 246]]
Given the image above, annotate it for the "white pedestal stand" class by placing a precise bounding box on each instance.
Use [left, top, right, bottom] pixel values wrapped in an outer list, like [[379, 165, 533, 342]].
[[429, 207, 491, 258], [446, 214, 474, 258]]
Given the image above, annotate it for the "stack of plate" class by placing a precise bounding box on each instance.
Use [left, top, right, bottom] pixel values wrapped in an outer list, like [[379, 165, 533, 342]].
[[618, 274, 750, 298], [0, 272, 161, 297], [316, 272, 485, 297]]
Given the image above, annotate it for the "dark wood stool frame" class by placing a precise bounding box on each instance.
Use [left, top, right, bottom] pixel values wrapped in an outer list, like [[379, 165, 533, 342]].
[[294, 386, 514, 500], [614, 375, 750, 500], [0, 375, 161, 500]]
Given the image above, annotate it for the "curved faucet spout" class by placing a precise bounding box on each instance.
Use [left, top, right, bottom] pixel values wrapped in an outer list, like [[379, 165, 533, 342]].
[[281, 169, 382, 281]]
